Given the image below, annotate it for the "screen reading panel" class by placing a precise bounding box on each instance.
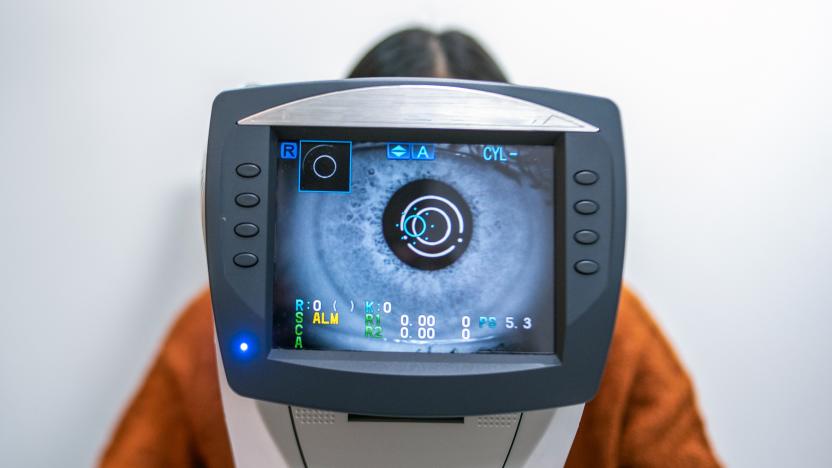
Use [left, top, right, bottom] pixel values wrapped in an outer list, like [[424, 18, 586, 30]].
[[273, 140, 555, 354]]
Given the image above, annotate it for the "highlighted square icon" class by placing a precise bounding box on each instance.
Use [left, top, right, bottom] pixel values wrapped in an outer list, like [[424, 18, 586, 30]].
[[387, 143, 411, 160], [412, 143, 435, 160], [298, 140, 351, 192], [280, 142, 298, 159]]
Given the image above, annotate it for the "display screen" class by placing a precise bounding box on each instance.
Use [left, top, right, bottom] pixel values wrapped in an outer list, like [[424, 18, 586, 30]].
[[273, 140, 555, 354]]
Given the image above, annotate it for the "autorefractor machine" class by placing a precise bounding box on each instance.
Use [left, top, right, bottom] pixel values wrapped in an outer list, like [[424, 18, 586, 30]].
[[203, 78, 626, 467]]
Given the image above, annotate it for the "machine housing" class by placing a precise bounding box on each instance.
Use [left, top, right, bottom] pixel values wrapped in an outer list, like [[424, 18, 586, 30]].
[[204, 78, 626, 418]]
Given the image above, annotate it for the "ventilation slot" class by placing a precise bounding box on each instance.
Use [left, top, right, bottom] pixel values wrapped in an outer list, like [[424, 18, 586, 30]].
[[348, 414, 464, 424], [476, 414, 519, 428], [292, 407, 336, 425]]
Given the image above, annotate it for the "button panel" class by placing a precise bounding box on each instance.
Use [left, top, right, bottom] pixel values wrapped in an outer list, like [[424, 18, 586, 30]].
[[231, 155, 262, 268], [574, 200, 598, 215], [574, 170, 598, 185], [236, 163, 261, 178], [574, 230, 599, 245], [235, 193, 260, 208], [575, 260, 599, 275], [233, 252, 258, 268], [234, 223, 259, 238], [571, 162, 604, 282]]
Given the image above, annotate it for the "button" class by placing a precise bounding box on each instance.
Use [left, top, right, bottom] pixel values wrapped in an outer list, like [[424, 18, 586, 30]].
[[575, 200, 598, 214], [575, 260, 599, 275], [236, 163, 261, 178], [574, 230, 599, 245], [234, 223, 259, 238], [235, 193, 260, 207], [574, 170, 598, 185], [233, 253, 258, 268]]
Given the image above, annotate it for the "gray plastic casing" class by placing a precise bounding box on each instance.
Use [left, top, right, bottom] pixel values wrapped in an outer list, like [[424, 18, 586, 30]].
[[204, 78, 626, 417]]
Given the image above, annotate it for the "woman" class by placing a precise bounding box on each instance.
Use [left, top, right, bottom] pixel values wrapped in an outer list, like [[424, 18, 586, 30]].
[[101, 28, 721, 467]]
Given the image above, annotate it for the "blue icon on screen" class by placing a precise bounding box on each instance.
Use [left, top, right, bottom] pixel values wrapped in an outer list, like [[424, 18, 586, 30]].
[[280, 142, 298, 159], [412, 144, 435, 160], [387, 143, 411, 160]]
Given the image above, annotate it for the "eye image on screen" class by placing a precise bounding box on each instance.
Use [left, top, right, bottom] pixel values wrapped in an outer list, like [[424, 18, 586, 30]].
[[273, 141, 555, 354]]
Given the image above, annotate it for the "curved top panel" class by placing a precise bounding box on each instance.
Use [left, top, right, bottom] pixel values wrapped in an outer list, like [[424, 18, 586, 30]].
[[237, 85, 599, 132]]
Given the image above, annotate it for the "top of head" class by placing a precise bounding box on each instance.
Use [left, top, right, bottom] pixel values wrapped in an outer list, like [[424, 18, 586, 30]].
[[204, 78, 626, 417]]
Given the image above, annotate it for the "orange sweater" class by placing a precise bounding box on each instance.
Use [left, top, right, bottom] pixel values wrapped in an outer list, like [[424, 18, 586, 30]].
[[101, 287, 720, 467]]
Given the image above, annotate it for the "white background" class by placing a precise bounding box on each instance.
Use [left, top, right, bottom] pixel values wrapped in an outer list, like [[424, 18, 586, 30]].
[[1, 0, 830, 466]]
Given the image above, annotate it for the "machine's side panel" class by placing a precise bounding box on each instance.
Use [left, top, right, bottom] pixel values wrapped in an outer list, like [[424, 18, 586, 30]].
[[503, 404, 585, 468], [215, 340, 304, 468]]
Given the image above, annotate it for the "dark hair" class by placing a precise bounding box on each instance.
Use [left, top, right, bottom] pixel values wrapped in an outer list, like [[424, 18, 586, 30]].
[[349, 28, 508, 83]]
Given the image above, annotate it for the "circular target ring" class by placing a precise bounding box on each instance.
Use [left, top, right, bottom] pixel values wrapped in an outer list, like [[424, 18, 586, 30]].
[[411, 207, 451, 246], [382, 179, 473, 270], [312, 154, 337, 179]]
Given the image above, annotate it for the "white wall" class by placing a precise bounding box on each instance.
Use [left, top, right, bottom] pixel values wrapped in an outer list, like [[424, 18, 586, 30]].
[[1, 0, 830, 466]]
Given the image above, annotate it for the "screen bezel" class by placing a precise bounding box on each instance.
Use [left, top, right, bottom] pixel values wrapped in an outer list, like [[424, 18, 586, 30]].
[[268, 126, 568, 361], [206, 78, 626, 416]]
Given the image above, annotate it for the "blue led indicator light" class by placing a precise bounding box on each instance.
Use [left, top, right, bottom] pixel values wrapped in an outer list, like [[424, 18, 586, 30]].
[[280, 142, 298, 159], [233, 334, 256, 358], [412, 143, 435, 160], [387, 143, 411, 160]]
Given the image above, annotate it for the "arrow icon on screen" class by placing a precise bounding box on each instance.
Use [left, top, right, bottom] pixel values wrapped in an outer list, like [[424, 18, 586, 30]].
[[387, 143, 411, 160], [392, 145, 407, 157]]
